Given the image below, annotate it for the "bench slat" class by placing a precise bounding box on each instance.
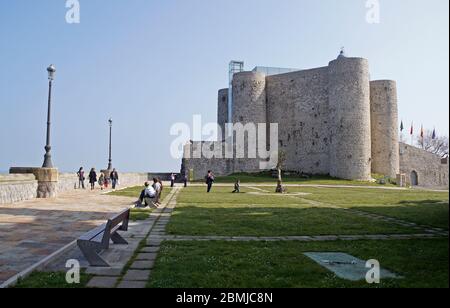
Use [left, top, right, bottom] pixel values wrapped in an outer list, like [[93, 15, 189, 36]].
[[79, 224, 107, 241], [77, 208, 130, 267], [109, 209, 130, 228]]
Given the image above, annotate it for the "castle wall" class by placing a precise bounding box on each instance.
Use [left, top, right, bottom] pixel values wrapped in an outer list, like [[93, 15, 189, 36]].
[[266, 67, 331, 175], [399, 143, 449, 188], [328, 57, 372, 180], [182, 141, 233, 180], [370, 80, 400, 178], [217, 88, 228, 141], [182, 55, 446, 185]]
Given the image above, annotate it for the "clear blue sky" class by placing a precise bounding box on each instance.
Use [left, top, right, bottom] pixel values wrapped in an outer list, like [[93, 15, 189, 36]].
[[0, 0, 448, 173]]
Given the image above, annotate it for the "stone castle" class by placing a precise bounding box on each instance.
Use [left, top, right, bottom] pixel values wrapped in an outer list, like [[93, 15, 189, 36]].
[[182, 52, 448, 187]]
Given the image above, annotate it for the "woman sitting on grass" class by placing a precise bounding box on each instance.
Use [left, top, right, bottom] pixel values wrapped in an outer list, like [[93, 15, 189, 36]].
[[136, 182, 157, 208]]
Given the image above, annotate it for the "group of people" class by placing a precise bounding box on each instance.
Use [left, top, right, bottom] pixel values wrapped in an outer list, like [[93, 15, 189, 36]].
[[136, 177, 164, 208], [170, 173, 189, 188], [77, 167, 120, 191], [205, 170, 239, 193]]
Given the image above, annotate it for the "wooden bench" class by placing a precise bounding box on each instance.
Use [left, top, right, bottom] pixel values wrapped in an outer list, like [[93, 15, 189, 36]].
[[77, 209, 130, 267]]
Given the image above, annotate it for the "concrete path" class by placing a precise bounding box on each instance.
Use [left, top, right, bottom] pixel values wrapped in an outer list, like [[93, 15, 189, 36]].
[[114, 188, 181, 288], [156, 234, 447, 242], [0, 188, 136, 285]]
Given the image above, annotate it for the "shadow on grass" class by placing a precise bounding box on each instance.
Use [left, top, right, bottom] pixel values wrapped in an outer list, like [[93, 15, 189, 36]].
[[167, 205, 417, 236], [353, 200, 449, 229]]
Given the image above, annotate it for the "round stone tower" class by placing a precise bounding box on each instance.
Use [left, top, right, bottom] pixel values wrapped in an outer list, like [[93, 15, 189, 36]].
[[231, 71, 267, 172], [217, 88, 229, 141], [328, 56, 372, 180], [231, 71, 267, 124], [370, 80, 400, 178]]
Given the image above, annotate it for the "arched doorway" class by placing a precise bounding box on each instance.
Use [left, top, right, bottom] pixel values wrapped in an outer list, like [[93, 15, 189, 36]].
[[410, 171, 419, 186]]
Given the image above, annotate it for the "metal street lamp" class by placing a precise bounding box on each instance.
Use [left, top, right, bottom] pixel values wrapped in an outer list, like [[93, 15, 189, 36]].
[[107, 118, 113, 170], [42, 64, 56, 168]]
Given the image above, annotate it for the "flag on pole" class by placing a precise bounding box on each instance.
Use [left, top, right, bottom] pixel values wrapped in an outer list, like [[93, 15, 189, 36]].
[[420, 125, 424, 138], [400, 121, 404, 132], [432, 128, 436, 140], [410, 123, 414, 135]]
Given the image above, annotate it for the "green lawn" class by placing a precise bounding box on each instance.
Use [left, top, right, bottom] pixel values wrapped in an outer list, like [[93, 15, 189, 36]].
[[168, 187, 436, 236], [208, 172, 396, 186], [109, 186, 172, 200], [109, 187, 173, 221], [286, 187, 449, 229], [12, 271, 92, 289], [148, 239, 449, 288]]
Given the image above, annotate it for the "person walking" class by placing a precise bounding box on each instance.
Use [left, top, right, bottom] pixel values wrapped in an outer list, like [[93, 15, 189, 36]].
[[170, 173, 176, 188], [205, 170, 215, 193], [88, 168, 97, 190], [183, 173, 188, 188], [98, 172, 105, 191], [152, 177, 162, 207], [110, 168, 119, 190], [77, 167, 85, 189]]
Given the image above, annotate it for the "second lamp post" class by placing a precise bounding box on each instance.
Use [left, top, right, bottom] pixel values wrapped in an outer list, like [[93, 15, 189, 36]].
[[107, 118, 113, 171]]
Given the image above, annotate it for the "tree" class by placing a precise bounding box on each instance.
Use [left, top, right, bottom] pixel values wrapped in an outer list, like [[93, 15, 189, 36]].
[[275, 150, 287, 193], [416, 130, 449, 158]]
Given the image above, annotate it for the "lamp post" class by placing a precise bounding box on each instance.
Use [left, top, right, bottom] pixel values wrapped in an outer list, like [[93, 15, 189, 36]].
[[107, 118, 113, 170], [42, 64, 56, 168]]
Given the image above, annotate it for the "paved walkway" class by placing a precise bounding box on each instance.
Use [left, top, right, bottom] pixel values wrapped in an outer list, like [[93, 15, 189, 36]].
[[84, 187, 181, 289], [0, 188, 136, 285]]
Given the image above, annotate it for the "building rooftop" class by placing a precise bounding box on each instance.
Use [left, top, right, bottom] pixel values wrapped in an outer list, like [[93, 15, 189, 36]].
[[252, 66, 300, 76]]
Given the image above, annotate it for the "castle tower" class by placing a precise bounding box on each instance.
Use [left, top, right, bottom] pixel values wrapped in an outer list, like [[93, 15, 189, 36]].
[[370, 80, 400, 178], [328, 56, 372, 180], [217, 88, 229, 141], [231, 71, 267, 172]]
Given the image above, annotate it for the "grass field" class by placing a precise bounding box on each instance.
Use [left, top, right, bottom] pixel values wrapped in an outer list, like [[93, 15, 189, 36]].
[[208, 172, 396, 186], [149, 182, 448, 288], [15, 178, 448, 288], [13, 271, 92, 288], [148, 239, 449, 288], [167, 186, 448, 236]]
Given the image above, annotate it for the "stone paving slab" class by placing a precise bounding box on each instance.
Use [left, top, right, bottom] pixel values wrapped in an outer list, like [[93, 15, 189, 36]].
[[136, 253, 158, 261], [146, 239, 164, 246], [0, 188, 137, 285], [117, 280, 147, 289], [154, 234, 445, 242], [85, 267, 123, 277], [130, 260, 155, 270], [123, 270, 151, 281], [141, 247, 160, 253], [87, 276, 118, 288]]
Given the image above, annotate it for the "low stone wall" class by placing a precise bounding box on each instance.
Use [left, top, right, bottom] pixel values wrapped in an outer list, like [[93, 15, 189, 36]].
[[58, 173, 79, 192], [115, 173, 149, 188], [0, 174, 38, 204], [0, 172, 150, 205]]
